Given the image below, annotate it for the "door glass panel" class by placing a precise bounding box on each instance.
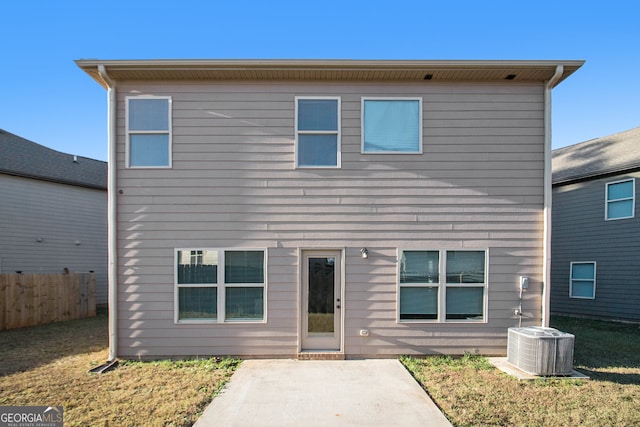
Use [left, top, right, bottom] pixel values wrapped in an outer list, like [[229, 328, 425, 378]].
[[308, 257, 335, 334]]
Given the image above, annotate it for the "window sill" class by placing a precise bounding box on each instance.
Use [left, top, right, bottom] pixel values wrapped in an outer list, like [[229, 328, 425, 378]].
[[176, 319, 218, 324], [397, 318, 487, 324], [445, 318, 486, 323], [361, 151, 422, 155], [398, 319, 439, 324], [176, 319, 267, 324]]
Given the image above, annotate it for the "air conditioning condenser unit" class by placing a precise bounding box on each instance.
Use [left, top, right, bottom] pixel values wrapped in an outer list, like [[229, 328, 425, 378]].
[[507, 327, 574, 376]]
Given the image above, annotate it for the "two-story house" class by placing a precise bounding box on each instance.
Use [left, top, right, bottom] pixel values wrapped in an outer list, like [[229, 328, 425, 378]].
[[77, 59, 583, 359], [551, 126, 640, 321]]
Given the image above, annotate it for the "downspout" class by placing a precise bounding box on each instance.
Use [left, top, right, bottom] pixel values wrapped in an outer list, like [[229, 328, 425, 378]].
[[98, 64, 118, 361], [542, 65, 564, 327]]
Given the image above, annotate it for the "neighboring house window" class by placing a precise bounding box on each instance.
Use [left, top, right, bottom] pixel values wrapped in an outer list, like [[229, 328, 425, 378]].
[[295, 97, 340, 168], [605, 179, 635, 220], [176, 249, 266, 322], [398, 249, 487, 322], [570, 262, 596, 299], [361, 98, 422, 153], [127, 96, 172, 167]]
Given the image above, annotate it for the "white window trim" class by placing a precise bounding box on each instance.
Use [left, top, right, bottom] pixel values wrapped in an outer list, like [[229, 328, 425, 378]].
[[361, 97, 423, 154], [126, 95, 173, 169], [174, 248, 268, 324], [295, 96, 341, 169], [569, 261, 596, 299], [605, 178, 635, 220], [397, 248, 488, 323]]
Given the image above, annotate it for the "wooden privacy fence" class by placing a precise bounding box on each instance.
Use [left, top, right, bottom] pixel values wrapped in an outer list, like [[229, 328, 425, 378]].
[[0, 272, 96, 330]]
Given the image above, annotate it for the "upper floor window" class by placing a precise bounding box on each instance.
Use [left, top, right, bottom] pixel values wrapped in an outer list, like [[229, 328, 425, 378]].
[[570, 261, 596, 299], [127, 96, 172, 168], [605, 179, 634, 220], [361, 98, 422, 154], [295, 97, 340, 168]]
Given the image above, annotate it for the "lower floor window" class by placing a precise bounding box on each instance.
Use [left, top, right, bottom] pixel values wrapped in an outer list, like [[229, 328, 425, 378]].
[[176, 248, 266, 322], [179, 286, 217, 319], [445, 286, 484, 320], [570, 261, 596, 299], [399, 249, 487, 322], [225, 287, 264, 320], [400, 287, 438, 320]]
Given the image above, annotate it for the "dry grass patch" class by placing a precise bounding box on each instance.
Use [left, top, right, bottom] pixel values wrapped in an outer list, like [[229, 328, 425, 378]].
[[0, 311, 239, 426], [402, 316, 640, 427]]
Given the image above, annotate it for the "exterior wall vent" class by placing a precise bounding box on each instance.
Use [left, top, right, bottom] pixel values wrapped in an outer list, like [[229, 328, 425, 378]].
[[507, 327, 574, 376]]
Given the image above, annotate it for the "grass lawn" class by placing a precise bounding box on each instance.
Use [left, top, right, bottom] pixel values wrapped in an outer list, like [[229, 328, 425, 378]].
[[0, 310, 239, 426], [402, 316, 640, 427], [3, 312, 638, 426]]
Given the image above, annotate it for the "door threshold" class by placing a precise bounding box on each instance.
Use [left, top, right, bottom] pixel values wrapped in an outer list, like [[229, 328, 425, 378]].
[[297, 351, 345, 360]]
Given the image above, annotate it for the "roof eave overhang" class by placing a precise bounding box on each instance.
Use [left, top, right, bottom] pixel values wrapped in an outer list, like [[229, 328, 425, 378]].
[[553, 165, 640, 187], [0, 168, 107, 191], [76, 59, 585, 90]]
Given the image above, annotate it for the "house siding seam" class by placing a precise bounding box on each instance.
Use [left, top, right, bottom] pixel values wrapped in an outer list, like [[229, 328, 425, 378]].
[[551, 172, 640, 321], [115, 80, 545, 357]]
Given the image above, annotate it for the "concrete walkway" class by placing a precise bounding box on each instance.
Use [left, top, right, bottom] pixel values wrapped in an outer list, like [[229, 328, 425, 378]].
[[194, 359, 452, 427]]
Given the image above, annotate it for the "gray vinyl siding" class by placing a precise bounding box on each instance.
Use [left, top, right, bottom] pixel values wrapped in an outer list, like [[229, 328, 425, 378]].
[[115, 81, 546, 358], [551, 172, 640, 321], [0, 174, 108, 304]]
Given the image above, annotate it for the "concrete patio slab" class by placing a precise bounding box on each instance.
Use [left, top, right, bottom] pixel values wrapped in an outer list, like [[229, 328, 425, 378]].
[[488, 357, 590, 380], [194, 359, 452, 427]]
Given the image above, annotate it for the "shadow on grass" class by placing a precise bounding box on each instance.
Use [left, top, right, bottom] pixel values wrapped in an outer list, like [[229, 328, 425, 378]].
[[578, 369, 640, 385], [552, 315, 640, 385], [0, 308, 108, 376]]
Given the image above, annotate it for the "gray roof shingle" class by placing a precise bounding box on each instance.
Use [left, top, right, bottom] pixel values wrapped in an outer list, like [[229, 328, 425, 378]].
[[0, 129, 107, 190], [552, 126, 640, 185]]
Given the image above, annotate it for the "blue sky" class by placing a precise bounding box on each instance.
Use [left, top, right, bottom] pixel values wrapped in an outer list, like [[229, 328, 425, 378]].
[[1, 1, 638, 162]]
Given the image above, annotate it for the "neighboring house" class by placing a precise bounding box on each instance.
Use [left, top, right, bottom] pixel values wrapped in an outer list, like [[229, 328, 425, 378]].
[[551, 126, 640, 321], [76, 59, 583, 359], [0, 129, 108, 305]]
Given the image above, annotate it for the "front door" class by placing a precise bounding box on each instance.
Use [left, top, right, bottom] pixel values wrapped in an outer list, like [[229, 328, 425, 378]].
[[301, 250, 341, 351]]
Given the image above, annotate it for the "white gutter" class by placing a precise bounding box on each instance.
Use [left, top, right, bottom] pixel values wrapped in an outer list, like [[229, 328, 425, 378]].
[[542, 65, 564, 327], [98, 64, 118, 361]]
